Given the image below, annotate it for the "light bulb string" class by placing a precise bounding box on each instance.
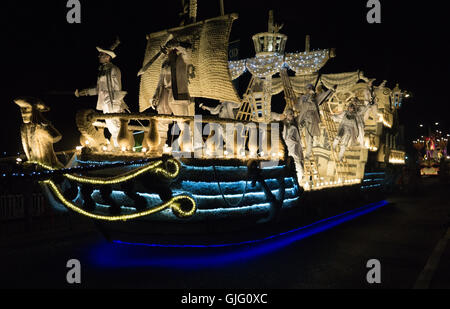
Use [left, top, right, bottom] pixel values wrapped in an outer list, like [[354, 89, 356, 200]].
[[42, 179, 196, 221], [10, 157, 180, 184], [28, 158, 180, 185]]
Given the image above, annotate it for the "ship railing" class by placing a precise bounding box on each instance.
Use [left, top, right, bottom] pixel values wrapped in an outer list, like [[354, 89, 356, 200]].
[[76, 110, 286, 161]]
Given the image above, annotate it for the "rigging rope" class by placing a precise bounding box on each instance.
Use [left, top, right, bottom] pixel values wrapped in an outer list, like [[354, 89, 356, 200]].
[[212, 165, 249, 208]]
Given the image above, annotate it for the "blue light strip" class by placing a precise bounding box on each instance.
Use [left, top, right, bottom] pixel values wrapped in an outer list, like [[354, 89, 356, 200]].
[[364, 172, 385, 176], [181, 164, 285, 172], [193, 196, 300, 215], [112, 200, 388, 248], [181, 177, 296, 186], [87, 200, 389, 268], [191, 188, 297, 200], [75, 158, 146, 166], [361, 184, 382, 189], [363, 178, 385, 183], [89, 190, 299, 215]]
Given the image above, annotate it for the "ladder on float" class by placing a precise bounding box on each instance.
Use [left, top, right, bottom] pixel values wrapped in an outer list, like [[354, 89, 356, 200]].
[[235, 76, 272, 122], [280, 67, 320, 187], [280, 67, 296, 110], [235, 76, 256, 121], [300, 133, 321, 186], [321, 100, 352, 182]]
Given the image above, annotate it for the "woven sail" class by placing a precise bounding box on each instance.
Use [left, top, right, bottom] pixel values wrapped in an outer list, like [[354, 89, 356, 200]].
[[139, 13, 240, 112]]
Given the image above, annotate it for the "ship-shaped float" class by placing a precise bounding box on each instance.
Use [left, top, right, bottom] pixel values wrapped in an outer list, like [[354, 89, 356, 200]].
[[33, 6, 407, 245]]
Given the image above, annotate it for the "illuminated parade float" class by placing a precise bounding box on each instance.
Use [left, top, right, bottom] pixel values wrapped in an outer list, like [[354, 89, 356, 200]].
[[413, 128, 449, 176], [11, 3, 409, 245]]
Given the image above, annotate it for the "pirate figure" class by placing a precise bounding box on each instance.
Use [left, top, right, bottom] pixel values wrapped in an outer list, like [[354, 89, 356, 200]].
[[150, 39, 193, 148], [332, 97, 373, 161], [294, 83, 336, 159], [14, 97, 63, 168], [272, 109, 304, 181], [75, 38, 128, 148]]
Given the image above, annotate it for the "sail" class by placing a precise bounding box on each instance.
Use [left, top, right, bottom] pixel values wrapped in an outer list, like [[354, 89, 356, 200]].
[[139, 13, 240, 112]]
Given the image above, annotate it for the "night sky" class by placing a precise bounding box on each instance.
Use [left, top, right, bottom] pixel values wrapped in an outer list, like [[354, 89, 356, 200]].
[[1, 0, 448, 156]]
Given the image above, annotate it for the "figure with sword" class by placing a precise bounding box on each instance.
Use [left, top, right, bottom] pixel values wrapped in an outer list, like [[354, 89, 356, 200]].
[[331, 85, 376, 161], [139, 36, 193, 150], [294, 83, 337, 159], [74, 37, 128, 148]]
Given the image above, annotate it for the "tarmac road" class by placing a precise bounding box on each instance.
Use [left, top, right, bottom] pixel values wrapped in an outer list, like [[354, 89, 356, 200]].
[[0, 177, 449, 289]]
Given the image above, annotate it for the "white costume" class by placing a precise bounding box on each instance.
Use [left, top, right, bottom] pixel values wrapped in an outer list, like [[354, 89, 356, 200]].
[[272, 112, 304, 181], [294, 85, 334, 159], [201, 101, 241, 119], [332, 100, 372, 161], [77, 38, 128, 148], [151, 44, 193, 149], [152, 59, 191, 116], [82, 63, 128, 147], [201, 101, 241, 152]]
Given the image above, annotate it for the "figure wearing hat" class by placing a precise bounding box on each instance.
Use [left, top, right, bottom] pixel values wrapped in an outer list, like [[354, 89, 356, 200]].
[[331, 96, 374, 161], [75, 38, 128, 148], [150, 39, 193, 149], [151, 40, 193, 115], [14, 97, 63, 168], [293, 83, 336, 159]]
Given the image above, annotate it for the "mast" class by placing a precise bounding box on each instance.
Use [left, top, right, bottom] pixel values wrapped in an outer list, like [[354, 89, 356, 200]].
[[219, 0, 225, 16], [189, 0, 197, 23], [268, 10, 274, 32]]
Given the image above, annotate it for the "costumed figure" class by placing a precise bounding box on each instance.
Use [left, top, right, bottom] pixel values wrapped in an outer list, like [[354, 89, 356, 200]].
[[425, 137, 434, 160], [430, 137, 436, 160], [272, 109, 304, 181], [200, 101, 240, 119], [14, 97, 63, 168], [294, 83, 336, 159], [200, 101, 241, 151], [425, 138, 430, 159], [75, 37, 128, 148], [441, 139, 448, 157], [150, 39, 193, 150], [332, 96, 374, 161]]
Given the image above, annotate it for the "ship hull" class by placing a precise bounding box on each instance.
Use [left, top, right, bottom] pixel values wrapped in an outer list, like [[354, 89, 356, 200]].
[[42, 154, 386, 246], [94, 179, 386, 246]]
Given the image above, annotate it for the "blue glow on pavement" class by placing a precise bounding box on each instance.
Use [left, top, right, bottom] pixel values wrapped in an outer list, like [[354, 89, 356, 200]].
[[89, 200, 389, 269]]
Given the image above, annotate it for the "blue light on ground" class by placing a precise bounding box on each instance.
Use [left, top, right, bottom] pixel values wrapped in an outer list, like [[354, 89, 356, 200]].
[[89, 200, 389, 269]]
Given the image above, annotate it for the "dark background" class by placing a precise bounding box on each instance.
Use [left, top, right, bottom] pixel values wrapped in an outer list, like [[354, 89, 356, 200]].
[[1, 0, 448, 156]]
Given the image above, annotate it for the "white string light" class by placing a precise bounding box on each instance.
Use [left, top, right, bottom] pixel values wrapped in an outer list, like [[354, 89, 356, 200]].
[[246, 53, 285, 78], [228, 59, 247, 80], [229, 50, 330, 79], [285, 50, 329, 75]]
